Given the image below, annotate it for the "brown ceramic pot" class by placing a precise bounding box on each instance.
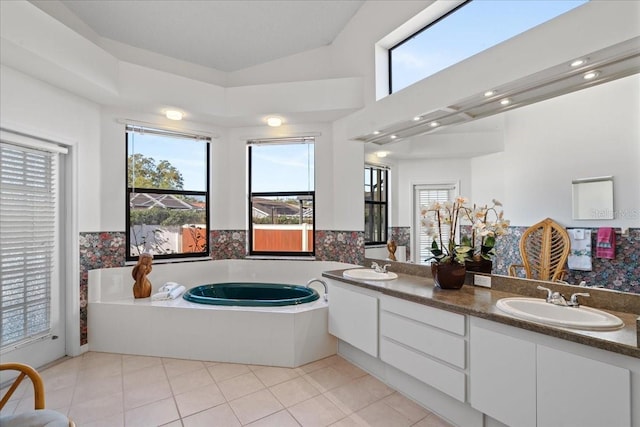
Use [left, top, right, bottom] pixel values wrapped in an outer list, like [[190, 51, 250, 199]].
[[431, 262, 466, 289]]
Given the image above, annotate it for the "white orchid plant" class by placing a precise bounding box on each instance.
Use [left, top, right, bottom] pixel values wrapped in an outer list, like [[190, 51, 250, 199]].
[[421, 197, 509, 265]]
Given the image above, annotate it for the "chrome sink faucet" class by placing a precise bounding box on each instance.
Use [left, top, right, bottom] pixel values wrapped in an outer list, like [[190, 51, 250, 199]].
[[537, 286, 590, 307], [371, 262, 391, 273]]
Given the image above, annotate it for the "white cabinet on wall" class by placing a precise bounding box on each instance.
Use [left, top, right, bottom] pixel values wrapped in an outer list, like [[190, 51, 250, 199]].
[[379, 295, 468, 402], [326, 279, 379, 357], [470, 317, 633, 427]]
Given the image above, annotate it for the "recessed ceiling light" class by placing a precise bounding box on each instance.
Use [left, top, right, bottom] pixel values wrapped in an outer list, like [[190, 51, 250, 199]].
[[500, 98, 512, 106], [390, 135, 397, 139], [413, 116, 421, 121], [376, 151, 388, 158], [583, 70, 600, 80], [267, 117, 282, 127], [570, 58, 587, 67], [373, 130, 381, 135], [165, 110, 183, 120], [484, 90, 496, 97], [430, 121, 440, 127]]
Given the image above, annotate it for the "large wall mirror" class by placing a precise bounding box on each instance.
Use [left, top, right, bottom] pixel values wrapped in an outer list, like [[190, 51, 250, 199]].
[[364, 42, 639, 294]]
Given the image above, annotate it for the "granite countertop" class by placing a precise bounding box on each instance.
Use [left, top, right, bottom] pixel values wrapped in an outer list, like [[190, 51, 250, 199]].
[[322, 269, 640, 359]]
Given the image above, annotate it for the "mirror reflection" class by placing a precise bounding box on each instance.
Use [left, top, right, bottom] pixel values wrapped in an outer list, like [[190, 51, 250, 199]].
[[365, 71, 639, 294]]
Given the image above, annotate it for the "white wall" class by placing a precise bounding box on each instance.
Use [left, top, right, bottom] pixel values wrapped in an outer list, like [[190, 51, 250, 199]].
[[0, 64, 102, 232], [473, 74, 639, 228], [394, 158, 472, 228]]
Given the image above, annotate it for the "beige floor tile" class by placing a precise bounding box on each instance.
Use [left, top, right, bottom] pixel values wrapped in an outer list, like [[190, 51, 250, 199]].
[[45, 384, 75, 411], [354, 400, 413, 427], [229, 388, 284, 424], [381, 392, 431, 423], [270, 376, 321, 408], [412, 413, 455, 427], [168, 367, 214, 395], [68, 392, 124, 425], [246, 409, 302, 427], [122, 363, 168, 389], [182, 403, 241, 427], [124, 377, 173, 410], [253, 365, 301, 387], [325, 375, 395, 414], [122, 354, 163, 374], [72, 373, 122, 404], [81, 412, 125, 427], [303, 366, 352, 393], [124, 396, 179, 427], [328, 415, 367, 426], [207, 362, 251, 382], [174, 383, 226, 418], [40, 369, 78, 392], [289, 394, 346, 427], [296, 356, 333, 374], [329, 357, 368, 381], [218, 371, 265, 401], [160, 421, 183, 427], [76, 361, 122, 382], [162, 358, 206, 378]]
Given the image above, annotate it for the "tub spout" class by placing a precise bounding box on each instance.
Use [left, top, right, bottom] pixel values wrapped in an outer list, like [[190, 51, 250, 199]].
[[306, 279, 328, 301]]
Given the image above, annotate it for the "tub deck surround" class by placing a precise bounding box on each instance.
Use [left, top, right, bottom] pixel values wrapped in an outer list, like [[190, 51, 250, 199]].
[[322, 269, 640, 359], [88, 259, 359, 367]]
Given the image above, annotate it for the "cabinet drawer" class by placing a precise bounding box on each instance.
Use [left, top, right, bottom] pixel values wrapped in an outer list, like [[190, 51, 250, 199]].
[[380, 337, 466, 402], [380, 311, 466, 369], [380, 295, 465, 336]]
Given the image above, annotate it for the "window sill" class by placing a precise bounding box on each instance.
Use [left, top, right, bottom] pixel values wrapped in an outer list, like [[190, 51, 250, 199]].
[[244, 256, 317, 261], [125, 256, 213, 266]]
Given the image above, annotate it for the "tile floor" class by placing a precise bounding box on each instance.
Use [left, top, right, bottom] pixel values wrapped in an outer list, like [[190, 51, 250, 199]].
[[1, 352, 454, 427]]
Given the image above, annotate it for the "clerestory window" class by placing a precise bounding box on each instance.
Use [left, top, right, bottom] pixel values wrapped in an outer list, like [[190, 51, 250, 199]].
[[389, 0, 588, 94]]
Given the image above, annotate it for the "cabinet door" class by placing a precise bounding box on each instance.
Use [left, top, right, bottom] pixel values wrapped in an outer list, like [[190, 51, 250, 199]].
[[537, 345, 631, 427], [327, 281, 378, 357], [469, 320, 536, 427]]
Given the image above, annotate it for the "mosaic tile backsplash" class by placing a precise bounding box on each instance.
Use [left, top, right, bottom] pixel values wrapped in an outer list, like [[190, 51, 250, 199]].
[[78, 226, 637, 346], [78, 229, 364, 345]]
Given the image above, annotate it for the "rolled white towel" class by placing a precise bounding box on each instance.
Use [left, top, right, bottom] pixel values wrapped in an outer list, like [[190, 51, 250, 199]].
[[168, 285, 186, 300], [159, 282, 181, 293], [151, 291, 170, 301]]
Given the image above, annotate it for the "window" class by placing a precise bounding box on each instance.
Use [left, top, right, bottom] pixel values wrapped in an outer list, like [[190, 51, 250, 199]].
[[126, 125, 210, 261], [248, 138, 315, 256], [1, 139, 66, 349], [364, 165, 388, 245], [414, 183, 457, 264], [389, 0, 588, 94]]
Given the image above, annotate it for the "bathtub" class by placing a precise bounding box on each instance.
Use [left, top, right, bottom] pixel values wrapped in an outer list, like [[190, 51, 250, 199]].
[[87, 259, 357, 367], [183, 282, 320, 306]]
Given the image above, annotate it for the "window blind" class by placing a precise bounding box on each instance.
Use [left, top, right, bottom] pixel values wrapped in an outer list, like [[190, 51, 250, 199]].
[[0, 142, 57, 349], [415, 184, 457, 264]]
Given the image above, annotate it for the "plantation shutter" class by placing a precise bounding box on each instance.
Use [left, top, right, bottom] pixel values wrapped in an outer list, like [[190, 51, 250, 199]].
[[414, 184, 457, 264], [0, 138, 64, 349]]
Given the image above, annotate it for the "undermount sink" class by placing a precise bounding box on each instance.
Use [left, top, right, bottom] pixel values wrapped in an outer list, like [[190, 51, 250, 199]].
[[343, 268, 398, 281], [496, 297, 624, 331]]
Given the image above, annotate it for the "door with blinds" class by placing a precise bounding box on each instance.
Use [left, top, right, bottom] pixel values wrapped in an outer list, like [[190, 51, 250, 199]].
[[413, 183, 458, 264], [0, 134, 67, 368]]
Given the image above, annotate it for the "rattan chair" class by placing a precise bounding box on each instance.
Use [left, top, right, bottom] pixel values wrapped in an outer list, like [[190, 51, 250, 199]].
[[0, 363, 76, 427], [508, 218, 570, 282]]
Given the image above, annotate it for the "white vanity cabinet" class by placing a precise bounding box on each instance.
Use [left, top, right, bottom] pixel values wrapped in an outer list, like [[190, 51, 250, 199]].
[[379, 295, 468, 402], [470, 317, 633, 427], [326, 279, 379, 357]]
